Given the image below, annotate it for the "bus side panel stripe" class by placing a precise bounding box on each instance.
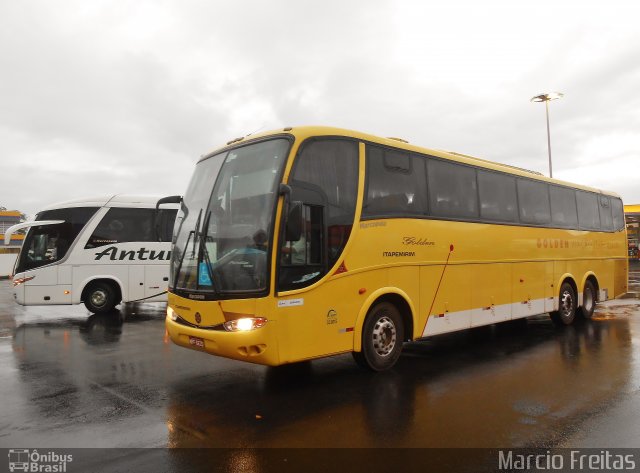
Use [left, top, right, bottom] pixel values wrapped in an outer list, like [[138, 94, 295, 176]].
[[422, 297, 554, 337]]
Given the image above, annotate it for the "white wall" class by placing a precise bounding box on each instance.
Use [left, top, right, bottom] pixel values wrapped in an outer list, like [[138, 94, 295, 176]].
[[0, 254, 17, 278]]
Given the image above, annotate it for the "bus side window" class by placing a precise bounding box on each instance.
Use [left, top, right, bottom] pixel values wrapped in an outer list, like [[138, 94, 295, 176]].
[[550, 185, 578, 228], [576, 191, 601, 231], [362, 146, 427, 218], [428, 159, 478, 219], [108, 219, 125, 241], [612, 198, 625, 231], [599, 195, 614, 232], [477, 170, 518, 223], [517, 179, 551, 225], [85, 208, 157, 248]]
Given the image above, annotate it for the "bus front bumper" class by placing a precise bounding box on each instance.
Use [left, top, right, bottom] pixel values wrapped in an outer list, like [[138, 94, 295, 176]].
[[165, 315, 281, 366]]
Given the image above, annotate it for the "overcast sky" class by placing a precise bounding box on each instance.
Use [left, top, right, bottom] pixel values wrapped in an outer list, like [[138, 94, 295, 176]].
[[1, 0, 639, 218]]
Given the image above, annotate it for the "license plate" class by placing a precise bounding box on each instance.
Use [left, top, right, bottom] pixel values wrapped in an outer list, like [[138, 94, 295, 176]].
[[189, 336, 205, 348]]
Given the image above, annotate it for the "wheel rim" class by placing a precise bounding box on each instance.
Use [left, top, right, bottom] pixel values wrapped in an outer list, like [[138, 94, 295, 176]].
[[91, 289, 107, 307], [372, 316, 397, 357], [560, 289, 574, 319], [584, 287, 594, 313]]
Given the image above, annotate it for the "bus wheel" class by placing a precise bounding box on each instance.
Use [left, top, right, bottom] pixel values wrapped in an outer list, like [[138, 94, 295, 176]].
[[550, 282, 576, 326], [84, 282, 117, 313], [579, 280, 597, 319], [353, 302, 404, 371]]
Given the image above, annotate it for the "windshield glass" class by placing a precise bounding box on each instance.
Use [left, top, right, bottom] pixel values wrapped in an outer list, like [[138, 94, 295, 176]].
[[171, 138, 290, 295], [16, 207, 99, 273]]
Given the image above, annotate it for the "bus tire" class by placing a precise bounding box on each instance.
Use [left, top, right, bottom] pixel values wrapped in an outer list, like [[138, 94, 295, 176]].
[[550, 282, 576, 326], [353, 302, 404, 371], [579, 280, 597, 319], [84, 281, 118, 313]]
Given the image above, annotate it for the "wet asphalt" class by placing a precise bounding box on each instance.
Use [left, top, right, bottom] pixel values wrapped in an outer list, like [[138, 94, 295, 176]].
[[1, 267, 639, 471]]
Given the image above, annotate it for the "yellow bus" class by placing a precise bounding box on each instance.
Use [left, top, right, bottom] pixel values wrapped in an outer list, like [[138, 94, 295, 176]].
[[166, 126, 628, 371]]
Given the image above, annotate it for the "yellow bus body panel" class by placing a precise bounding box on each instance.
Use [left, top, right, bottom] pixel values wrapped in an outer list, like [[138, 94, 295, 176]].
[[167, 126, 629, 366]]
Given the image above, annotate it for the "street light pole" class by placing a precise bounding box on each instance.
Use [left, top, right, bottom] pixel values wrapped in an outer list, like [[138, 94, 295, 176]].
[[545, 99, 552, 178], [531, 92, 563, 178]]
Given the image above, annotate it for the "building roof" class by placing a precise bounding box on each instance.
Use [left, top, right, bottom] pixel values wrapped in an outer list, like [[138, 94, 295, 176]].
[[0, 210, 22, 218], [624, 204, 640, 215]]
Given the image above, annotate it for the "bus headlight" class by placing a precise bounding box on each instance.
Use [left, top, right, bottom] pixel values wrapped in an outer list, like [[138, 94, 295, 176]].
[[223, 317, 267, 332], [12, 276, 34, 287], [167, 306, 178, 321]]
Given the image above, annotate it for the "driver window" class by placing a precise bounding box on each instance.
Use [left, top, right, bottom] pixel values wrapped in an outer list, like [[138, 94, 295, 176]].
[[281, 204, 323, 266], [278, 139, 358, 291]]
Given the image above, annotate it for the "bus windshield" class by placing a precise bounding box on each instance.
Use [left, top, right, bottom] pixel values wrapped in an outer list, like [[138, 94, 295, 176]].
[[171, 138, 290, 295], [16, 207, 99, 273]]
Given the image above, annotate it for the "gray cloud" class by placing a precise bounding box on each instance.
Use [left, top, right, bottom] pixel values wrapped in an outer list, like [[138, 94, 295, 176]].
[[2, 0, 639, 217]]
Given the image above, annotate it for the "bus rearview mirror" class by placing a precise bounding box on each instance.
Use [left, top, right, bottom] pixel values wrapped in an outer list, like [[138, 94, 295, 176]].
[[154, 195, 182, 241], [156, 195, 182, 209], [286, 201, 303, 242]]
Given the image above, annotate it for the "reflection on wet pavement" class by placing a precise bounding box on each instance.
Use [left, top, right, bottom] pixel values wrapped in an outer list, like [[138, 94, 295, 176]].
[[0, 277, 638, 450]]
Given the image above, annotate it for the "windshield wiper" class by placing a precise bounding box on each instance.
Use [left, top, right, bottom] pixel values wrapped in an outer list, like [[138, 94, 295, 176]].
[[172, 231, 192, 290], [197, 210, 219, 295], [172, 208, 202, 290], [191, 209, 203, 258]]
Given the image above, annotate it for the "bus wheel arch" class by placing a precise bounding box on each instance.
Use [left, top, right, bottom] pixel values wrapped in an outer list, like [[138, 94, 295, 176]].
[[550, 277, 578, 326], [352, 291, 414, 371], [82, 279, 122, 313]]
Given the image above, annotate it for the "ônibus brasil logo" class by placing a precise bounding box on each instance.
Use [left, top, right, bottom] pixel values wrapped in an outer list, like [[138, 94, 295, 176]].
[[7, 449, 73, 472]]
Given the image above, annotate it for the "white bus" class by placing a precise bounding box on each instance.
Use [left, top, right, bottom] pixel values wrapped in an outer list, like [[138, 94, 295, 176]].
[[4, 195, 179, 313]]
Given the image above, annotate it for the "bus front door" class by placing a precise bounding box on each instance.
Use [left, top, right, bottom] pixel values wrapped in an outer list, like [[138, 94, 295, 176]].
[[23, 265, 61, 305], [128, 266, 145, 302], [144, 264, 169, 300]]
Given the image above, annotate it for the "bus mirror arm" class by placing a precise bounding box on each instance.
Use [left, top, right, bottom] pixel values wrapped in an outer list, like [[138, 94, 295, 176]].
[[155, 195, 182, 209], [278, 183, 292, 197]]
